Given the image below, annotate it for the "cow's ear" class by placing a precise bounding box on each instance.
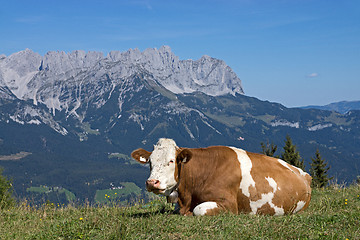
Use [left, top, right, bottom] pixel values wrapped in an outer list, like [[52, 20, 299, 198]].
[[176, 149, 192, 163], [131, 148, 151, 164]]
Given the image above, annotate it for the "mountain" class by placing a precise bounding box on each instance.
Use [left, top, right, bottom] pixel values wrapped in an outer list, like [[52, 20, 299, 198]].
[[302, 101, 360, 114], [0, 47, 243, 107], [0, 47, 359, 204]]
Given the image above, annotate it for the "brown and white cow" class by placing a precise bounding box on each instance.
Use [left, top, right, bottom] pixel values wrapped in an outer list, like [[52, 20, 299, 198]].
[[131, 138, 312, 216]]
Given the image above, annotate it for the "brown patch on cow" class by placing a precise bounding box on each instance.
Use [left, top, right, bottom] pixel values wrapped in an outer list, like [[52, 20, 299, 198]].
[[248, 185, 258, 200], [237, 193, 251, 214], [174, 160, 179, 182], [174, 148, 185, 182], [256, 203, 276, 215], [203, 206, 221, 216], [248, 174, 274, 202]]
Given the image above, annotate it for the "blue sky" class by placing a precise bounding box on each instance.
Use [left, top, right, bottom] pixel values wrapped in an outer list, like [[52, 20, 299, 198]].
[[0, 0, 359, 107]]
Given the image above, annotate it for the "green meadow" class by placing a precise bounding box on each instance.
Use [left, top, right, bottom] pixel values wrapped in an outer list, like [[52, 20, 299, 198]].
[[1, 184, 359, 239]]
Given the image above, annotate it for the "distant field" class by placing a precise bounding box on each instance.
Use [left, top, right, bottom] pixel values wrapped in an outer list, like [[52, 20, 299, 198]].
[[26, 182, 143, 205], [94, 182, 142, 204], [108, 153, 140, 165], [1, 185, 359, 239], [26, 186, 76, 203]]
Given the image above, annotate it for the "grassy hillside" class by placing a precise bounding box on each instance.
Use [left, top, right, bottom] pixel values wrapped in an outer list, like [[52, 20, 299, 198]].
[[1, 185, 359, 239]]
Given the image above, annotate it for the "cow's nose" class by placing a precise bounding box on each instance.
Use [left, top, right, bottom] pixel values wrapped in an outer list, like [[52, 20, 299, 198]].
[[146, 179, 160, 190]]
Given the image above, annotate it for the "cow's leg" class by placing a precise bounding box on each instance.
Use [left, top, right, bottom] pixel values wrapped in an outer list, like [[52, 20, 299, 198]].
[[179, 206, 193, 216], [178, 192, 193, 216], [193, 202, 220, 216], [193, 195, 239, 216]]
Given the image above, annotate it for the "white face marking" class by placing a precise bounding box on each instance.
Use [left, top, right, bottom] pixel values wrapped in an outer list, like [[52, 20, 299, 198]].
[[193, 202, 218, 216], [249, 177, 285, 216], [294, 201, 306, 213], [230, 147, 255, 197], [148, 138, 178, 195]]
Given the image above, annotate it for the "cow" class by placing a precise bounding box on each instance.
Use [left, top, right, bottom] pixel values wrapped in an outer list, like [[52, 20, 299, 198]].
[[131, 138, 312, 216]]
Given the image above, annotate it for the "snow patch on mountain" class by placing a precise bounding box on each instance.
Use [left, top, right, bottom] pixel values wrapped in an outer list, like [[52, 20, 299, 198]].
[[9, 115, 25, 125], [5, 104, 69, 135], [129, 113, 148, 131]]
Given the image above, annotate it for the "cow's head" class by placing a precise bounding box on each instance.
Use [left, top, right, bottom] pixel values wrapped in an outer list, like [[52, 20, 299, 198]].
[[131, 138, 192, 196]]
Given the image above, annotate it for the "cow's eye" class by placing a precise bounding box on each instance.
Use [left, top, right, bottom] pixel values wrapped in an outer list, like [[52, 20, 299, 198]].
[[169, 160, 174, 164]]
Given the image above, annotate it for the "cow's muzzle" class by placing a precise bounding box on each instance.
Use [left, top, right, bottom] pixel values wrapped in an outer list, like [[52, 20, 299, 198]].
[[146, 179, 164, 193]]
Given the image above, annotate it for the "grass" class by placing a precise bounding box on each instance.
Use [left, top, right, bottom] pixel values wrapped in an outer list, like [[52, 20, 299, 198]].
[[0, 184, 359, 239]]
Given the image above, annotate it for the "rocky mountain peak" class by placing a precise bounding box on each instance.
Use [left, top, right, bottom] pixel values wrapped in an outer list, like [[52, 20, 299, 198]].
[[0, 46, 244, 112], [40, 50, 104, 73]]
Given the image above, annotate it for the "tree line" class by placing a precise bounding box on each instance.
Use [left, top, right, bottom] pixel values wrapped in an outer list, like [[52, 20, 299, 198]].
[[261, 135, 332, 188]]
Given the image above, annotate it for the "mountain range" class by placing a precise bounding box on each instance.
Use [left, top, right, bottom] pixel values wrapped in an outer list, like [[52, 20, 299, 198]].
[[0, 47, 359, 203], [302, 101, 360, 114]]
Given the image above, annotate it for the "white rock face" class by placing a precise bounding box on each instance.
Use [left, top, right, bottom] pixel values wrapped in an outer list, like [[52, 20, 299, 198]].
[[0, 49, 42, 99], [308, 123, 332, 131], [270, 120, 300, 128], [40, 50, 104, 74], [0, 47, 243, 112], [108, 46, 243, 96]]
